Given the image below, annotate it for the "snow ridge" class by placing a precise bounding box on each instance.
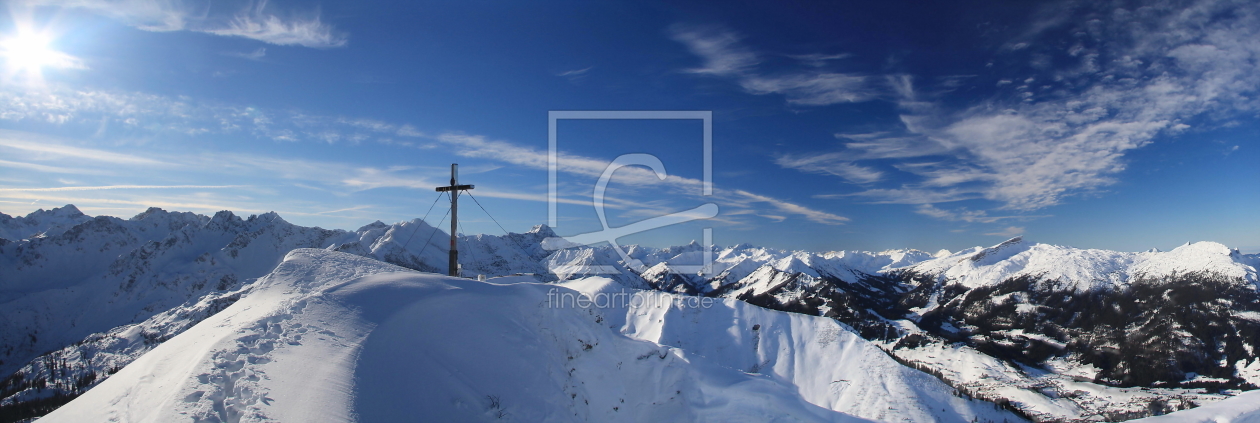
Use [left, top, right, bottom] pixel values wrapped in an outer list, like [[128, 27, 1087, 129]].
[[39, 249, 1018, 423], [905, 238, 1258, 292]]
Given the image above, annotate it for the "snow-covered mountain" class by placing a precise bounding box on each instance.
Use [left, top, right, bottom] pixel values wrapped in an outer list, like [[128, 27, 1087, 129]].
[[711, 236, 1260, 421], [37, 248, 1020, 423], [0, 205, 93, 243], [1132, 389, 1260, 423], [0, 206, 479, 421], [2, 205, 1258, 422]]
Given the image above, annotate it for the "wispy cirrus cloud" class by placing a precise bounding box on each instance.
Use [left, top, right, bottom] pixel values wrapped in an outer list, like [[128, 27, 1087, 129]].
[[670, 24, 877, 106], [0, 131, 164, 165], [18, 0, 346, 48], [780, 0, 1260, 223], [0, 158, 110, 174], [894, 0, 1260, 211], [206, 1, 344, 48], [0, 81, 851, 227], [556, 66, 593, 82], [913, 204, 1048, 224], [224, 47, 266, 61], [985, 226, 1025, 238], [774, 153, 884, 185], [434, 132, 850, 225], [818, 187, 981, 204], [0, 185, 248, 192], [556, 67, 592, 77]]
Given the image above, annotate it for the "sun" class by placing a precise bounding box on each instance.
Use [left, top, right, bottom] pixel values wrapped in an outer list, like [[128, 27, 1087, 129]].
[[0, 27, 83, 80]]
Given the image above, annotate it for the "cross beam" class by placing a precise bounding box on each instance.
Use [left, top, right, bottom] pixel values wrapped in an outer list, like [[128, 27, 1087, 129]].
[[436, 185, 474, 192], [435, 164, 474, 277]]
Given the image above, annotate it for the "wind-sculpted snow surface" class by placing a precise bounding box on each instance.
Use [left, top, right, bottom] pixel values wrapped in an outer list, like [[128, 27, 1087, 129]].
[[38, 249, 1019, 423]]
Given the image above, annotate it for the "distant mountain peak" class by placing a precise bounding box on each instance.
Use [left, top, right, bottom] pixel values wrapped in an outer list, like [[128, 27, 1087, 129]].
[[132, 207, 169, 220], [528, 224, 557, 237], [0, 204, 93, 240], [209, 210, 239, 222], [969, 235, 1026, 263], [249, 211, 287, 225], [25, 204, 87, 220], [48, 204, 85, 217]]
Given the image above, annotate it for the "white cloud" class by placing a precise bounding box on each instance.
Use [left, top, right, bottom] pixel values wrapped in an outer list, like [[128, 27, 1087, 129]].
[[833, 134, 950, 160], [556, 67, 593, 82], [557, 67, 592, 77], [823, 187, 982, 204], [0, 82, 853, 227], [396, 124, 424, 138], [0, 131, 164, 165], [207, 2, 345, 48], [774, 153, 884, 184], [787, 53, 851, 67], [670, 25, 758, 76], [471, 190, 594, 208], [985, 226, 1025, 237], [913, 204, 1049, 224], [435, 133, 850, 225], [741, 73, 872, 105], [0, 158, 110, 174], [225, 47, 266, 60], [0, 184, 248, 192], [786, 0, 1260, 214], [732, 190, 848, 225], [20, 0, 346, 48], [312, 205, 372, 215], [0, 191, 274, 215], [670, 24, 876, 106]]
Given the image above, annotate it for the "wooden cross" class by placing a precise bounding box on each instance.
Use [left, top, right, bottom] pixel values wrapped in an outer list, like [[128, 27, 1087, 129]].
[[435, 163, 474, 276]]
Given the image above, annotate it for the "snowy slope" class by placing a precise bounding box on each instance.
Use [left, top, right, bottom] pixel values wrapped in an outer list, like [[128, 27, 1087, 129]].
[[685, 236, 1260, 421], [561, 277, 1020, 423], [38, 249, 1015, 423], [0, 208, 346, 382], [0, 207, 551, 385], [0, 206, 618, 419], [1133, 389, 1260, 423], [871, 238, 1260, 420]]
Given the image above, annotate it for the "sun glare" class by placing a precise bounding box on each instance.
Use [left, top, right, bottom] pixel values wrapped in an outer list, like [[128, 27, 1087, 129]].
[[0, 27, 83, 81]]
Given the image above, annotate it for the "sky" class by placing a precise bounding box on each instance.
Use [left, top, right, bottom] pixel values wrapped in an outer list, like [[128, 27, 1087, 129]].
[[0, 0, 1256, 254]]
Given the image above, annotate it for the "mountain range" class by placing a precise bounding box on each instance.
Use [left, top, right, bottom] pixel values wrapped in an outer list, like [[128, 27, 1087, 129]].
[[1, 205, 1258, 422]]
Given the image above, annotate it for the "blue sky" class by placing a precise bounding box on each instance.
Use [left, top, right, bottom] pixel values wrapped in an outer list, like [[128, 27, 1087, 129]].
[[0, 0, 1256, 253]]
